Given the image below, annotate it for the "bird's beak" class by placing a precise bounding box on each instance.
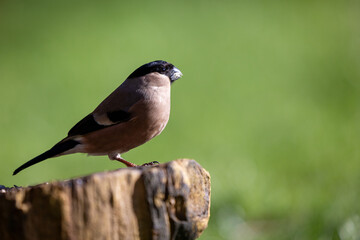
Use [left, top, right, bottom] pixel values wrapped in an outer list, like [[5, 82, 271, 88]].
[[170, 67, 183, 83]]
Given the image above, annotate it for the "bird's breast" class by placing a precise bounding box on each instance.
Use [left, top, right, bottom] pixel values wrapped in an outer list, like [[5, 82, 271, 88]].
[[82, 85, 171, 155], [137, 86, 171, 129]]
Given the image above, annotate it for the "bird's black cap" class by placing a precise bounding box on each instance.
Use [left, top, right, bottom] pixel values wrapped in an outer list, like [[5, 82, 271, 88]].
[[128, 60, 182, 82]]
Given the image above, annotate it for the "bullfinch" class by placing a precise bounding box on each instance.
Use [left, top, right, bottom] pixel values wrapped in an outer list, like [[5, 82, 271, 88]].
[[13, 60, 182, 175]]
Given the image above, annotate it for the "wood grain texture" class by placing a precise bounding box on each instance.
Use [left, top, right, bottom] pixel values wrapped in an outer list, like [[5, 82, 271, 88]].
[[0, 159, 210, 240]]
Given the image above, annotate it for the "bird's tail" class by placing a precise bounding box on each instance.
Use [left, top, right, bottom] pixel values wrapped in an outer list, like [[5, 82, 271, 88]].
[[13, 139, 80, 175]]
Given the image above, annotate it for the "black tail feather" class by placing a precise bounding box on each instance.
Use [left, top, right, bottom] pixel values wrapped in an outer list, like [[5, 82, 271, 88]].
[[13, 139, 80, 175]]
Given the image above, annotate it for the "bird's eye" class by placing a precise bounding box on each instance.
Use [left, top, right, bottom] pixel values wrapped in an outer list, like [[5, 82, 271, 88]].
[[161, 67, 166, 72]]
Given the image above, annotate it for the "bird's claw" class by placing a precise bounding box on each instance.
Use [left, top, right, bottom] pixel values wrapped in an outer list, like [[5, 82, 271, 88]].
[[140, 161, 160, 167]]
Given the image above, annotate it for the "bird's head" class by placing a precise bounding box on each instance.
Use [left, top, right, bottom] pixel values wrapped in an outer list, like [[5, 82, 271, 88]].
[[128, 60, 183, 83]]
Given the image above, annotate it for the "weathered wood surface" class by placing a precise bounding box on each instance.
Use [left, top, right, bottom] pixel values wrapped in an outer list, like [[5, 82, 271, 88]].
[[0, 159, 211, 240]]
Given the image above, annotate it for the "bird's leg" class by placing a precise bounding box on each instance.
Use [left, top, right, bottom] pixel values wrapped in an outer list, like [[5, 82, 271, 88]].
[[110, 153, 137, 167], [116, 158, 137, 167], [109, 153, 160, 167]]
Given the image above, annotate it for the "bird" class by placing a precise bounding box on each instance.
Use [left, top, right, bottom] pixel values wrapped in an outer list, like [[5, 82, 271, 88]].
[[13, 60, 183, 175]]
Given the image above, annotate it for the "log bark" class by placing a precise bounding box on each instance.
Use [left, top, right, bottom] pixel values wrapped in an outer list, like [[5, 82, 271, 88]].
[[0, 159, 210, 240]]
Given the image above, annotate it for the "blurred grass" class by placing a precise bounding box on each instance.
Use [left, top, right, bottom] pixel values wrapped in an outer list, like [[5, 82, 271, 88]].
[[1, 0, 360, 239]]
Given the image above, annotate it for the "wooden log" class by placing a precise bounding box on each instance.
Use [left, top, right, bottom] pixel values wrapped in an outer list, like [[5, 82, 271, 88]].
[[0, 159, 211, 240]]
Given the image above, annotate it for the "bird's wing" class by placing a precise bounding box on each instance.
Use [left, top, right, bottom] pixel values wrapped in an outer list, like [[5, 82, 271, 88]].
[[68, 114, 105, 136], [67, 110, 132, 136], [68, 81, 144, 137]]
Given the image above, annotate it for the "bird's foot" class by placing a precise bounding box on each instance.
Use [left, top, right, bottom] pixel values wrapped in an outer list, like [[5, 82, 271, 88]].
[[140, 161, 160, 166]]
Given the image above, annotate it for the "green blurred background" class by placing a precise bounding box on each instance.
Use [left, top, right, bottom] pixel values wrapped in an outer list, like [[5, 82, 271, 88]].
[[1, 0, 360, 239]]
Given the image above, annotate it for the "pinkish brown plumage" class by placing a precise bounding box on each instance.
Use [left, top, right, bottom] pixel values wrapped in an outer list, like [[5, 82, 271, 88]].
[[13, 60, 182, 175]]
